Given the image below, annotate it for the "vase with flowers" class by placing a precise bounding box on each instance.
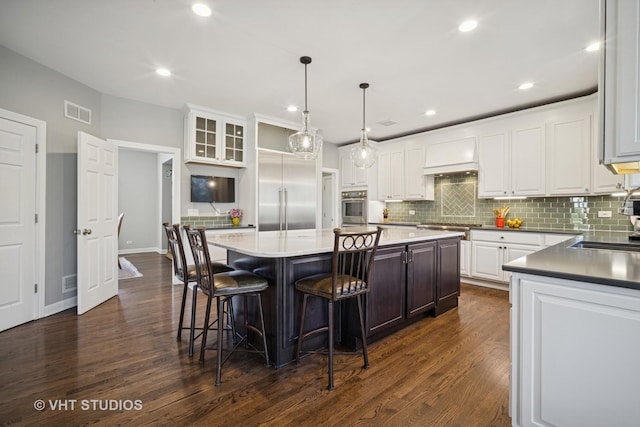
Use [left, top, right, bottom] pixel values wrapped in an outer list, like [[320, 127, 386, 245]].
[[229, 208, 242, 227], [383, 208, 389, 223]]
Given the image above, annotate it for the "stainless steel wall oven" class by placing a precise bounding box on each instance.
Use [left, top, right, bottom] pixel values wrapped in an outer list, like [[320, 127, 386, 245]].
[[341, 190, 367, 225]]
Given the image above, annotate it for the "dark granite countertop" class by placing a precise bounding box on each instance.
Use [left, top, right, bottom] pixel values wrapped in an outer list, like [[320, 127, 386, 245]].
[[472, 225, 583, 235], [503, 230, 640, 291]]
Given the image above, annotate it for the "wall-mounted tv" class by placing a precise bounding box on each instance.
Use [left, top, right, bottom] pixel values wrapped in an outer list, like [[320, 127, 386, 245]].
[[190, 175, 235, 203]]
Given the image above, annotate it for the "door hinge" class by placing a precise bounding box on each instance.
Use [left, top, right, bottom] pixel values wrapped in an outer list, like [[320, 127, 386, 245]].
[[34, 283, 38, 293], [35, 213, 38, 223], [35, 143, 39, 154]]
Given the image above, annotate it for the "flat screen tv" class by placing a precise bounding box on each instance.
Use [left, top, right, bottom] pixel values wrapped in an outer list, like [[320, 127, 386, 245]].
[[190, 175, 235, 203]]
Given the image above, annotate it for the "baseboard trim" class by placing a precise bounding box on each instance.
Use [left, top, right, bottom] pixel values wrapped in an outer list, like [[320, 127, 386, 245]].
[[119, 247, 165, 255], [461, 277, 509, 292], [43, 296, 77, 317]]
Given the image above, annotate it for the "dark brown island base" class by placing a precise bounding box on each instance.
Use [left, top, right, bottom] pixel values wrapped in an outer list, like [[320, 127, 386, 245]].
[[207, 227, 463, 368]]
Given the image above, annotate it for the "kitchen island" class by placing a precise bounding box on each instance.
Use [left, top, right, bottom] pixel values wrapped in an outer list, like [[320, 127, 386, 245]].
[[503, 232, 640, 427], [207, 227, 463, 367]]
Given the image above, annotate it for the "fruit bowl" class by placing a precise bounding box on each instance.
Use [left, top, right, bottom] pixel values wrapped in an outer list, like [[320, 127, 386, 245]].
[[506, 218, 523, 228]]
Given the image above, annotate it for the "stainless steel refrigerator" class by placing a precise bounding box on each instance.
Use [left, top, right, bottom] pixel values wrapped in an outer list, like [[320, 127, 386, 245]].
[[258, 150, 317, 231]]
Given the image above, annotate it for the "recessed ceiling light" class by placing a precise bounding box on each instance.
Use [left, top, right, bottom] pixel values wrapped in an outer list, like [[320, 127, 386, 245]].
[[425, 109, 436, 116], [156, 68, 171, 77], [458, 20, 478, 32], [287, 105, 298, 112], [519, 82, 534, 90], [585, 41, 600, 52], [192, 3, 212, 17]]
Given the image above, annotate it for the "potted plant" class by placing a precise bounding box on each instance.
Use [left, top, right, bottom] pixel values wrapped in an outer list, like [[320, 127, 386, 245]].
[[383, 208, 389, 223], [229, 208, 242, 227]]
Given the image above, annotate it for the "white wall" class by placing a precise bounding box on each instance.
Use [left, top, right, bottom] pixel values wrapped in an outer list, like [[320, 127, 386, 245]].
[[0, 45, 102, 152], [44, 153, 77, 305], [323, 141, 339, 170], [0, 45, 102, 308], [118, 150, 160, 253]]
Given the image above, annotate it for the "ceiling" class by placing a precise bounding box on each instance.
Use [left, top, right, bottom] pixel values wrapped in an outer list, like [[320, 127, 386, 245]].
[[0, 0, 600, 145]]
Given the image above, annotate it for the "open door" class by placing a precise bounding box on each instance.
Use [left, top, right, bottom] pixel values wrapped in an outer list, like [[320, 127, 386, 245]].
[[0, 116, 37, 331], [77, 131, 118, 315]]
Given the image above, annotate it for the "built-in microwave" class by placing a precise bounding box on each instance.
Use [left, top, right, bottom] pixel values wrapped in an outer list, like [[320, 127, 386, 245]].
[[341, 190, 367, 225]]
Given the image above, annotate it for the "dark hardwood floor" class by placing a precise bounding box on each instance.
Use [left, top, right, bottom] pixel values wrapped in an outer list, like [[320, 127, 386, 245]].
[[0, 253, 512, 426]]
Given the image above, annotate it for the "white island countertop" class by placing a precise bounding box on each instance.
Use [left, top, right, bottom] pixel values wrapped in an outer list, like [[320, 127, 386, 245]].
[[206, 227, 464, 258]]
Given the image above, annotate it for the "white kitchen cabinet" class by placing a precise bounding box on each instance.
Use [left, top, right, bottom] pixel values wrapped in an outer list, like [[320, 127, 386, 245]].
[[543, 233, 575, 247], [600, 0, 640, 173], [478, 131, 510, 197], [471, 241, 537, 282], [592, 147, 625, 194], [547, 115, 592, 195], [459, 240, 471, 277], [339, 145, 370, 188], [470, 230, 543, 282], [184, 105, 247, 167], [404, 146, 434, 200], [477, 125, 545, 198], [511, 272, 640, 427], [510, 125, 546, 196], [378, 149, 405, 200]]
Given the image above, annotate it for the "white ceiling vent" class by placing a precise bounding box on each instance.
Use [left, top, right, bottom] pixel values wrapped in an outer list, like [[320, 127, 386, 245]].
[[376, 119, 397, 127], [64, 100, 92, 125]]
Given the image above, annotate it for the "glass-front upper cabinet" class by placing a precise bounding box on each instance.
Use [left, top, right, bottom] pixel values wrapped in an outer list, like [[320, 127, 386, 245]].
[[225, 122, 244, 163], [184, 104, 247, 167]]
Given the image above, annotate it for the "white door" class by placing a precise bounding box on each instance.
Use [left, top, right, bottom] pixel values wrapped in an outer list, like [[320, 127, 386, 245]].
[[77, 132, 118, 315], [322, 175, 333, 229], [0, 117, 36, 331]]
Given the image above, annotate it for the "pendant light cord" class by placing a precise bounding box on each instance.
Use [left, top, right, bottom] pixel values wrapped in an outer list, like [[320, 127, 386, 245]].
[[304, 62, 308, 113], [362, 85, 366, 132]]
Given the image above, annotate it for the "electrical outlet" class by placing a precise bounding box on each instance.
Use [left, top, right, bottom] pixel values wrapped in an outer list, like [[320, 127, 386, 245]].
[[598, 210, 612, 218], [409, 210, 416, 215], [126, 240, 133, 245]]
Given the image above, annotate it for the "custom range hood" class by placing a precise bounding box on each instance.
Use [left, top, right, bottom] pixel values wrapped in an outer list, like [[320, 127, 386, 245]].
[[423, 137, 478, 175]]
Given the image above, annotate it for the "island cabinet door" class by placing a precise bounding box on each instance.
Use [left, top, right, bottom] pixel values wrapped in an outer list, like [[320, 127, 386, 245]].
[[366, 245, 406, 336], [406, 241, 437, 318], [436, 239, 461, 315]]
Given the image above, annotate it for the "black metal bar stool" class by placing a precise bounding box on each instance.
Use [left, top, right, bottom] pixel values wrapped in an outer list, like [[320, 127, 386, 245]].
[[295, 226, 382, 390], [163, 223, 233, 356], [184, 226, 270, 386]]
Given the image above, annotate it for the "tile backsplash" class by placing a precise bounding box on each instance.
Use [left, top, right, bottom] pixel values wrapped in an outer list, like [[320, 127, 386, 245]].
[[180, 215, 234, 228], [385, 173, 633, 232]]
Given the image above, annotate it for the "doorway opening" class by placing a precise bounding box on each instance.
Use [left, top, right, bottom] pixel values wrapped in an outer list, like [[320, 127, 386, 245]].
[[111, 140, 181, 259], [322, 168, 339, 229]]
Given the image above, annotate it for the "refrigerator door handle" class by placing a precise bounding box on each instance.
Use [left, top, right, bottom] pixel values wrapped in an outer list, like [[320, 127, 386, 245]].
[[278, 189, 283, 231], [284, 188, 288, 230]]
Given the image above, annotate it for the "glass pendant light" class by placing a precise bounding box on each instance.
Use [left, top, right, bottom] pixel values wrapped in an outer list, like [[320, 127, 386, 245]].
[[350, 83, 377, 169], [288, 56, 322, 160]]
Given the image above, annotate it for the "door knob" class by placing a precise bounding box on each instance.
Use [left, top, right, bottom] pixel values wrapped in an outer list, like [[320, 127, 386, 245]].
[[82, 229, 92, 235]]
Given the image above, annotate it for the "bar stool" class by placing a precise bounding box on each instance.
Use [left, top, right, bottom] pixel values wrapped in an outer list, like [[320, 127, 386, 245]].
[[295, 227, 382, 390], [163, 223, 233, 356], [184, 226, 270, 386]]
